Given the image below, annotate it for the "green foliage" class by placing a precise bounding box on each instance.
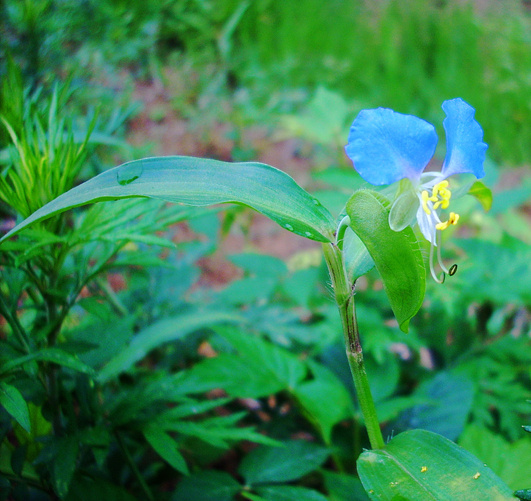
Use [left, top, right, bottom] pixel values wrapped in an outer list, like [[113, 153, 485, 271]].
[[346, 190, 425, 332], [357, 429, 516, 500], [1, 4, 531, 500], [1, 156, 336, 244], [459, 425, 531, 490]]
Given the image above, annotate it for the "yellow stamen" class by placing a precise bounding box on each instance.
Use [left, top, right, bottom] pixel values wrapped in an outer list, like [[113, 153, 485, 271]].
[[436, 211, 460, 231], [432, 180, 448, 198], [423, 180, 454, 220]]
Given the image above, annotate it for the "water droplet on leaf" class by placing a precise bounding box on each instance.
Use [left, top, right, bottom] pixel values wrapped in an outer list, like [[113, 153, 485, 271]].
[[304, 231, 313, 238], [117, 162, 143, 186], [284, 224, 293, 231]]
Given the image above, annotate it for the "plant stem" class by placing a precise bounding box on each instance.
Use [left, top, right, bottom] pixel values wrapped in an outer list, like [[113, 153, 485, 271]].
[[115, 430, 154, 501], [322, 242, 385, 450], [0, 294, 31, 353]]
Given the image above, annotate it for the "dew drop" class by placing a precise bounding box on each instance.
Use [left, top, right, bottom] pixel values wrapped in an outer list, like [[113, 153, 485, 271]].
[[117, 162, 143, 186], [473, 472, 481, 479], [449, 264, 458, 276], [304, 231, 313, 238], [313, 199, 320, 205], [284, 224, 293, 231]]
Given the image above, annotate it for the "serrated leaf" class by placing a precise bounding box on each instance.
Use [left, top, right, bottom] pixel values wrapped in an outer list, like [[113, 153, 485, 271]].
[[293, 361, 354, 444], [346, 189, 425, 332], [0, 382, 30, 432], [144, 428, 188, 475], [238, 440, 329, 485], [0, 156, 336, 244], [163, 413, 279, 449], [357, 429, 516, 500], [188, 329, 307, 398]]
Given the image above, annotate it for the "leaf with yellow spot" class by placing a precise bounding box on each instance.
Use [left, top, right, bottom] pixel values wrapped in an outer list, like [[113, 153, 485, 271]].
[[357, 429, 517, 500]]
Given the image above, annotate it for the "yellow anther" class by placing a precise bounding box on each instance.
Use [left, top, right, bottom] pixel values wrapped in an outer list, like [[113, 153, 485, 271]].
[[424, 180, 454, 220], [432, 180, 448, 197], [449, 212, 459, 225], [436, 211, 460, 231]]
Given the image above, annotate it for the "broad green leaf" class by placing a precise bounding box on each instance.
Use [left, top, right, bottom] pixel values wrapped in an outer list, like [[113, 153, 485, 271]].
[[0, 348, 95, 375], [144, 428, 189, 475], [188, 328, 307, 398], [357, 429, 516, 500], [346, 189, 425, 332], [0, 156, 336, 244], [0, 382, 30, 432], [459, 425, 531, 490], [97, 310, 243, 383], [256, 485, 328, 501], [293, 361, 354, 444], [238, 440, 329, 485], [172, 470, 241, 501], [468, 181, 493, 212], [394, 372, 474, 441]]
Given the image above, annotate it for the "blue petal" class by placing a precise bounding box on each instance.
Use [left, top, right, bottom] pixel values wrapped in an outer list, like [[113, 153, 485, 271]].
[[345, 107, 438, 185], [441, 98, 488, 179]]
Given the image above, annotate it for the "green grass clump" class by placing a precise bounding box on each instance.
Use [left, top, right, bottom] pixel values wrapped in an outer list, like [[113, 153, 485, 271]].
[[231, 0, 531, 165]]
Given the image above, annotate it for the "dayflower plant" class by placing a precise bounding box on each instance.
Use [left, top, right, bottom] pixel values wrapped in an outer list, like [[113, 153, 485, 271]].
[[345, 98, 488, 282]]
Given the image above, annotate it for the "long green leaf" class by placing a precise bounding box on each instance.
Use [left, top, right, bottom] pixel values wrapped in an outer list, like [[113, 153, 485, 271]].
[[346, 189, 425, 332], [0, 348, 95, 375], [144, 428, 189, 475], [0, 156, 336, 244], [357, 429, 516, 500], [0, 382, 30, 432]]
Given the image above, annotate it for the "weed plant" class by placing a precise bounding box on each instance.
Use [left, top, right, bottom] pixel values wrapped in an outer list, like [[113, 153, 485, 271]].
[[0, 2, 531, 500]]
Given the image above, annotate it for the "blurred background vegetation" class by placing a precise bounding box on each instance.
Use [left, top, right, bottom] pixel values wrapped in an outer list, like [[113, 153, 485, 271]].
[[1, 1, 531, 500]]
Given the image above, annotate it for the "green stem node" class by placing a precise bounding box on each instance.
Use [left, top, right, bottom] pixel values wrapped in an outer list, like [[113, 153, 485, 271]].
[[322, 242, 385, 451]]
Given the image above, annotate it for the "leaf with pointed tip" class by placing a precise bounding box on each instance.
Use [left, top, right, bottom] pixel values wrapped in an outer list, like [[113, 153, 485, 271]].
[[346, 189, 425, 332], [0, 156, 336, 244], [0, 382, 30, 432]]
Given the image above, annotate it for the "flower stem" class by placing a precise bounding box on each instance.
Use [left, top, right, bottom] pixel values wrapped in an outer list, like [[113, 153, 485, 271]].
[[322, 242, 385, 450]]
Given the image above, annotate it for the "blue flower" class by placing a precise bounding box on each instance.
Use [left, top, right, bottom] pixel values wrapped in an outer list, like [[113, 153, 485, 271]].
[[345, 98, 488, 282]]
